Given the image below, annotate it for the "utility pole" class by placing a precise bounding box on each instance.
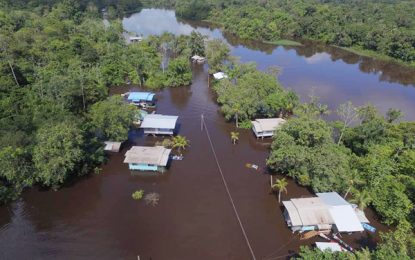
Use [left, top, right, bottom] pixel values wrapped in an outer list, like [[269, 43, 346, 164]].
[[201, 114, 204, 131]]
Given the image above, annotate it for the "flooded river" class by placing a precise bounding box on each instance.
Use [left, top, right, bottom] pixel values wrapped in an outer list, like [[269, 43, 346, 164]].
[[0, 8, 412, 260]]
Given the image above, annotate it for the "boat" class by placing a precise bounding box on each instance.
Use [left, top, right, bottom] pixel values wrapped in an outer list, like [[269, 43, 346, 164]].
[[170, 155, 184, 161], [362, 223, 376, 233]]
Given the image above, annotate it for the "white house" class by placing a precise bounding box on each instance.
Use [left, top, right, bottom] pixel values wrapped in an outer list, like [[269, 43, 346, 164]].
[[140, 114, 178, 135], [251, 118, 286, 138]]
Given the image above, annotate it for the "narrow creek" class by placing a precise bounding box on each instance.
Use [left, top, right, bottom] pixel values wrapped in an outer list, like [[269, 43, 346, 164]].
[[0, 8, 413, 260]]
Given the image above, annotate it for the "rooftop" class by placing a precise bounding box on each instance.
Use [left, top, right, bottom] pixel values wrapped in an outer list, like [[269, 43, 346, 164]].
[[252, 118, 286, 132], [124, 146, 171, 166], [127, 92, 155, 102], [283, 192, 365, 232], [140, 114, 178, 130], [213, 72, 228, 80]]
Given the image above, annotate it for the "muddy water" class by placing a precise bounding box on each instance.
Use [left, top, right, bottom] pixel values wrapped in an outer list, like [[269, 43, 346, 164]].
[[0, 8, 410, 260]]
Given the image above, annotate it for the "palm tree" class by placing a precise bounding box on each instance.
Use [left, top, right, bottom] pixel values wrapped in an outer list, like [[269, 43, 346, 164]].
[[350, 189, 372, 210], [172, 135, 189, 154], [230, 131, 239, 144], [271, 177, 288, 203], [343, 169, 364, 199]]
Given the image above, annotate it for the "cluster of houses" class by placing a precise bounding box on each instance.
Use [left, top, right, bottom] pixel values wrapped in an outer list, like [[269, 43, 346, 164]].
[[103, 91, 180, 172]]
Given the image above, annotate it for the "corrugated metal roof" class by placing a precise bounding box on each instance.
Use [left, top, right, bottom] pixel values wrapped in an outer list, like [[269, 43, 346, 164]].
[[282, 201, 302, 226], [251, 118, 286, 132], [140, 114, 178, 130], [123, 146, 171, 166], [317, 192, 349, 206], [329, 205, 364, 232], [127, 92, 155, 102], [291, 197, 334, 226]]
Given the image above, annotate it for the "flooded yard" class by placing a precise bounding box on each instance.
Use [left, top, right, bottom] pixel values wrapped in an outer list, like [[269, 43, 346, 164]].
[[0, 8, 411, 260]]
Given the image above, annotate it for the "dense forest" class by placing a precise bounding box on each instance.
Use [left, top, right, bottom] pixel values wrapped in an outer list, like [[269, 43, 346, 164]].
[[0, 0, 198, 201], [160, 0, 415, 66]]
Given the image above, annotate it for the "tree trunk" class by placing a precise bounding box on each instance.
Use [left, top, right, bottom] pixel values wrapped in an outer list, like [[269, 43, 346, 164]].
[[278, 190, 281, 203], [337, 125, 346, 145], [8, 61, 20, 87], [235, 113, 238, 128], [343, 186, 351, 199]]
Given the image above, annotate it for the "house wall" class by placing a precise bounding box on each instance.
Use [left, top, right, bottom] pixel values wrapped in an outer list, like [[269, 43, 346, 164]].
[[144, 128, 174, 135], [252, 127, 274, 138], [128, 163, 158, 171]]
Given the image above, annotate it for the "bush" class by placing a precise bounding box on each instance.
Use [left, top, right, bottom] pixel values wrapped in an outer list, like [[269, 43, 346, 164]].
[[132, 190, 144, 200]]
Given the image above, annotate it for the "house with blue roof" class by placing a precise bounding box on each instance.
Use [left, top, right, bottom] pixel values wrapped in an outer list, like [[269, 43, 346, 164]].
[[127, 92, 156, 107]]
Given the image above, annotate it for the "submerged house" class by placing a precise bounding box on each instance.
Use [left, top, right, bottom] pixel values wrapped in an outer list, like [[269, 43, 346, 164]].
[[127, 92, 156, 107], [251, 118, 286, 138], [191, 55, 206, 63], [140, 114, 178, 135], [104, 141, 122, 152], [123, 146, 171, 171], [282, 192, 367, 233], [213, 72, 228, 80]]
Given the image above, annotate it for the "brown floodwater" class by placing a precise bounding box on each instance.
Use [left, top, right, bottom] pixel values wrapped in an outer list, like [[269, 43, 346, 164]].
[[0, 8, 412, 260]]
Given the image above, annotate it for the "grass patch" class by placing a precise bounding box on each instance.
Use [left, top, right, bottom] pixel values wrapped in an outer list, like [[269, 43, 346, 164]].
[[264, 39, 302, 46], [339, 46, 415, 68]]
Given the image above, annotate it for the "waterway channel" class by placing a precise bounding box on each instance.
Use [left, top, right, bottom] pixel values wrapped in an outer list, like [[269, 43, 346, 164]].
[[0, 8, 413, 260]]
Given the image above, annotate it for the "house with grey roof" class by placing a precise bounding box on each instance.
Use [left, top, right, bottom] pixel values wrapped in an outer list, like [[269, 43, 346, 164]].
[[251, 118, 286, 138], [140, 114, 178, 135], [123, 146, 171, 172]]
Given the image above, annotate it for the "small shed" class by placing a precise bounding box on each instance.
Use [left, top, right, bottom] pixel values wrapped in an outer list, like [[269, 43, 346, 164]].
[[123, 146, 171, 171], [213, 72, 228, 80], [251, 118, 286, 138], [316, 242, 344, 252], [191, 55, 206, 63], [140, 114, 178, 135], [127, 92, 156, 106], [104, 141, 122, 152], [129, 36, 143, 43]]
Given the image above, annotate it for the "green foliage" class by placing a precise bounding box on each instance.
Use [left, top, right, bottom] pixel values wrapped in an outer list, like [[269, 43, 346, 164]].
[[206, 39, 230, 73], [166, 57, 192, 87], [176, 0, 211, 20], [132, 189, 144, 200], [33, 121, 84, 188], [189, 31, 206, 56], [205, 1, 415, 65], [230, 131, 239, 144], [172, 135, 190, 153], [88, 96, 137, 142], [267, 117, 352, 192], [213, 66, 297, 126], [0, 147, 33, 202]]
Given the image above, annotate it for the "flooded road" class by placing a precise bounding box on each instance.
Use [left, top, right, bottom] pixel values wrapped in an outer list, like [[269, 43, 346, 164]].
[[0, 8, 410, 260]]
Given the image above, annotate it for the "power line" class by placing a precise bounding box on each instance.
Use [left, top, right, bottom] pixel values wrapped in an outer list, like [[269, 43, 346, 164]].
[[201, 114, 257, 260]]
